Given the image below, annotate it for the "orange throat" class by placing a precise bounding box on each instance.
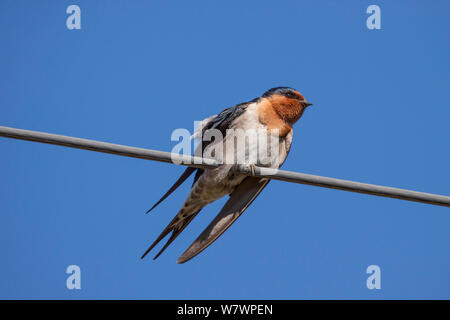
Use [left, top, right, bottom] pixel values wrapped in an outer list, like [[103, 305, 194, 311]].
[[258, 95, 305, 137]]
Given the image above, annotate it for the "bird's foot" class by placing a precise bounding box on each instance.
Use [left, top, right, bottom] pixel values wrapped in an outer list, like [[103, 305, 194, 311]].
[[249, 164, 256, 176]]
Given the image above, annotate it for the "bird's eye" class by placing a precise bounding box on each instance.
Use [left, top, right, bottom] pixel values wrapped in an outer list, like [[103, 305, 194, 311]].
[[287, 92, 296, 99]]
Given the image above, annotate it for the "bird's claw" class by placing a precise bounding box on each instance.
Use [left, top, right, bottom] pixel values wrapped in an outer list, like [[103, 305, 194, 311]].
[[249, 164, 256, 176]]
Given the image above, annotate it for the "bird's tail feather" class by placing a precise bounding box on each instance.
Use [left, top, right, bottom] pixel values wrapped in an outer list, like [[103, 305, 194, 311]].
[[141, 208, 202, 260]]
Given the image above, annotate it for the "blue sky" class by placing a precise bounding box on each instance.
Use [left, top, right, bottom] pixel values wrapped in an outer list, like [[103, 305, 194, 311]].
[[0, 1, 449, 299]]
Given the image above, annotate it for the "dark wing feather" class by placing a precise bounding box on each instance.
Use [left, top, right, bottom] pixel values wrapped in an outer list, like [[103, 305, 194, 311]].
[[204, 100, 255, 135], [198, 99, 256, 157], [177, 176, 270, 264]]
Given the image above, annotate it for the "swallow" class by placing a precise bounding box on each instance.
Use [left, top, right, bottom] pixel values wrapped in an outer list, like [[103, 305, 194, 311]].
[[141, 87, 312, 263]]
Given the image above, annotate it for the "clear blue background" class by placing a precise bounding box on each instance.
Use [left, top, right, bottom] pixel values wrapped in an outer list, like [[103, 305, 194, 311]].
[[0, 0, 449, 299]]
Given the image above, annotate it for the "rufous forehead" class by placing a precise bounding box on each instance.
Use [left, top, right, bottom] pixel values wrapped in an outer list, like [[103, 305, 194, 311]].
[[293, 90, 305, 101]]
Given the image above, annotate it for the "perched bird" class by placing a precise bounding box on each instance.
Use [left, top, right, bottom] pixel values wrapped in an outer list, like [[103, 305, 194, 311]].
[[141, 87, 312, 263]]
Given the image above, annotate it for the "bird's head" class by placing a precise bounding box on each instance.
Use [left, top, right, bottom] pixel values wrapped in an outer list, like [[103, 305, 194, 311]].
[[262, 87, 312, 125]]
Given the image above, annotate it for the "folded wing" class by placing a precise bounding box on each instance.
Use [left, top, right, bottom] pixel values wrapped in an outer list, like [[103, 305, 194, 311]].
[[177, 176, 270, 263]]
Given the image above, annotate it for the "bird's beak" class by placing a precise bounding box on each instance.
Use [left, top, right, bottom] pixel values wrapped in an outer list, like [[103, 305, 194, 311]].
[[303, 101, 313, 107]]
